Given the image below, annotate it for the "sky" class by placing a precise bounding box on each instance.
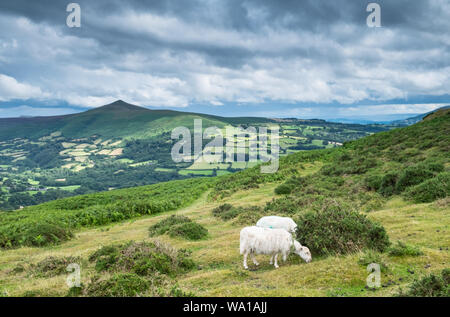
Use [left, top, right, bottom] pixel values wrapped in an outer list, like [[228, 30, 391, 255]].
[[0, 0, 449, 120]]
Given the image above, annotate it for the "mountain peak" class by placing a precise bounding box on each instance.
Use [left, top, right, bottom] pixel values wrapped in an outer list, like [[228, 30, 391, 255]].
[[92, 100, 148, 113]]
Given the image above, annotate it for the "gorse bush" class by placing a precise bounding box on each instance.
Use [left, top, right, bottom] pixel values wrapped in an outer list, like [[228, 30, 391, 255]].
[[404, 172, 450, 203], [212, 204, 242, 220], [0, 221, 73, 249], [85, 273, 192, 297], [85, 273, 151, 297], [167, 222, 208, 240], [367, 162, 445, 197], [89, 241, 195, 277], [274, 176, 305, 195], [321, 157, 378, 176], [398, 268, 450, 297], [0, 178, 212, 249], [212, 204, 263, 222], [148, 215, 208, 240], [233, 206, 264, 225], [387, 241, 423, 257], [394, 162, 443, 193], [148, 215, 191, 236], [378, 172, 399, 197], [32, 256, 82, 277], [274, 183, 294, 195], [296, 208, 390, 256]]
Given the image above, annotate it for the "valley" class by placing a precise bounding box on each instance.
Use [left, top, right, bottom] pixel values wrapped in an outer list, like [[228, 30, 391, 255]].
[[0, 100, 397, 210]]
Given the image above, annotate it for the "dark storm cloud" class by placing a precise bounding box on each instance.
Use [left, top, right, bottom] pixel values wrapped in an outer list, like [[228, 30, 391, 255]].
[[0, 0, 449, 117], [0, 0, 445, 66]]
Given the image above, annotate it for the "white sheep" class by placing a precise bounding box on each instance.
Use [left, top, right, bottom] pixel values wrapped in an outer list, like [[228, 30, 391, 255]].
[[256, 216, 298, 235], [239, 226, 312, 269]]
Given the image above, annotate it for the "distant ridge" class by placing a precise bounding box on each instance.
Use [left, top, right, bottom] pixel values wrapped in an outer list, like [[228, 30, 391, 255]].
[[390, 105, 450, 126], [0, 100, 273, 141]]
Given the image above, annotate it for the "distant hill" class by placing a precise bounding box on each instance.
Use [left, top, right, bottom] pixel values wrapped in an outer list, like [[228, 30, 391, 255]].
[[328, 105, 450, 125], [0, 100, 273, 141], [389, 105, 450, 126]]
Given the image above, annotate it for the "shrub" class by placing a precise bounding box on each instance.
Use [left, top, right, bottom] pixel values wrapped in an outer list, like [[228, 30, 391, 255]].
[[0, 221, 73, 249], [364, 175, 383, 191], [233, 206, 264, 225], [395, 163, 443, 193], [11, 264, 25, 274], [274, 183, 294, 195], [398, 269, 450, 297], [32, 256, 82, 277], [213, 204, 264, 222], [88, 245, 119, 272], [86, 273, 150, 297], [149, 215, 208, 240], [167, 222, 208, 240], [274, 176, 306, 195], [85, 273, 193, 297], [66, 285, 84, 297], [212, 204, 242, 220], [404, 172, 450, 203], [148, 215, 191, 237], [212, 204, 233, 218], [89, 241, 195, 277], [264, 197, 300, 215], [387, 241, 423, 257], [296, 209, 390, 256], [378, 172, 399, 197], [322, 157, 377, 176]]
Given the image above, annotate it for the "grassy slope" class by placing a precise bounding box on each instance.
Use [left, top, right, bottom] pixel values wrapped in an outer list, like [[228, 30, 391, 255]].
[[0, 179, 448, 296], [0, 110, 448, 297]]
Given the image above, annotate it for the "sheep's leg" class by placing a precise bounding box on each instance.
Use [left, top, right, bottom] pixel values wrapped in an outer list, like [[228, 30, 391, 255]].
[[282, 252, 287, 262], [269, 254, 275, 265], [273, 254, 279, 269], [243, 252, 249, 270], [250, 254, 259, 266]]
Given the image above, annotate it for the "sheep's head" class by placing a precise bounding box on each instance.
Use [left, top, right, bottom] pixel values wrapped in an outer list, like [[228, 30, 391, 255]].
[[290, 225, 298, 235], [293, 241, 312, 263]]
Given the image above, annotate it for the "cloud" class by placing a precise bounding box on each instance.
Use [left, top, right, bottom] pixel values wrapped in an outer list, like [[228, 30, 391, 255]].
[[0, 105, 77, 118], [0, 74, 44, 101], [0, 0, 448, 116]]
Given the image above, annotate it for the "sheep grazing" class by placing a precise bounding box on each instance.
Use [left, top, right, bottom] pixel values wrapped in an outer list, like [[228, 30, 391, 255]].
[[256, 216, 297, 234], [239, 226, 312, 269]]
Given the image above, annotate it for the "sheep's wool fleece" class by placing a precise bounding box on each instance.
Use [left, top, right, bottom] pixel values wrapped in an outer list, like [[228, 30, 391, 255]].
[[240, 226, 292, 255], [256, 216, 297, 233]]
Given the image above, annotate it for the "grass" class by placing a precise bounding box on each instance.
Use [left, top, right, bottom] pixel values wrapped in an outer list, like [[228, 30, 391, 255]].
[[0, 180, 448, 297]]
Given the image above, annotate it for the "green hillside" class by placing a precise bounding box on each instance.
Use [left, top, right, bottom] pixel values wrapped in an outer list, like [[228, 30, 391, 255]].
[[0, 101, 397, 211], [0, 101, 235, 140], [0, 109, 448, 297]]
